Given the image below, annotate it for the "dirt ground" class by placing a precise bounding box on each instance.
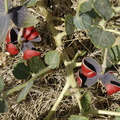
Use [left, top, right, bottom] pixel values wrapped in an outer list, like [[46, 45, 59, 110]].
[[0, 0, 120, 120]]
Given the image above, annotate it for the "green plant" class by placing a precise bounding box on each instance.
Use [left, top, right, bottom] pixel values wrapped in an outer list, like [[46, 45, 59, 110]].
[[0, 0, 120, 120]]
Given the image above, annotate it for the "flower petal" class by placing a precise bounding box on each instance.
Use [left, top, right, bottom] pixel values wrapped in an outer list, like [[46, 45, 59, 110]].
[[76, 70, 99, 87], [6, 43, 19, 55], [23, 49, 42, 60], [81, 57, 101, 77]]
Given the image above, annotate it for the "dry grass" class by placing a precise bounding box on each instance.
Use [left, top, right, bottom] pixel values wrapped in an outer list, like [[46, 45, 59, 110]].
[[0, 0, 120, 120]]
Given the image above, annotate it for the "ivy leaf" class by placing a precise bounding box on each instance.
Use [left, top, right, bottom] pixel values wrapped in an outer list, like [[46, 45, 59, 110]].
[[74, 13, 93, 30], [80, 92, 91, 112], [107, 45, 120, 65], [8, 6, 38, 28], [115, 107, 120, 120], [29, 56, 46, 73], [24, 0, 39, 7], [80, 0, 93, 13], [0, 77, 4, 91], [65, 14, 75, 35], [88, 27, 115, 48], [0, 100, 8, 113], [17, 80, 33, 103], [94, 0, 112, 21], [0, 15, 10, 42], [45, 50, 60, 69], [12, 60, 31, 79], [68, 115, 88, 120]]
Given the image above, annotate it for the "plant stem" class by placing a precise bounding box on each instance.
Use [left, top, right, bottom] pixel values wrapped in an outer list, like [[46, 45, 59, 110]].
[[4, 67, 51, 97], [44, 79, 70, 120], [105, 29, 120, 35], [88, 109, 120, 116], [112, 6, 120, 13], [4, 0, 8, 14], [101, 48, 108, 74], [17, 27, 24, 44]]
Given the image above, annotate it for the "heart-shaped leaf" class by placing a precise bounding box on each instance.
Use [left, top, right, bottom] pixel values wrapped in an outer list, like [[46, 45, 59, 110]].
[[8, 6, 38, 28], [77, 71, 99, 87], [29, 56, 46, 73], [17, 80, 33, 103], [12, 60, 31, 79], [80, 0, 93, 13], [88, 27, 115, 48], [0, 15, 10, 42], [107, 45, 120, 65], [45, 50, 60, 69], [81, 92, 92, 112], [0, 77, 4, 91], [68, 115, 88, 120], [24, 0, 39, 7], [0, 100, 8, 113], [0, 0, 5, 14], [94, 0, 112, 21], [73, 13, 93, 30], [65, 14, 75, 35]]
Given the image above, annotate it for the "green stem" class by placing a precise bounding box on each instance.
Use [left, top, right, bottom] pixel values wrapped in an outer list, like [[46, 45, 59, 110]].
[[105, 29, 120, 35], [4, 0, 8, 14], [17, 27, 24, 44], [4, 67, 51, 97], [44, 79, 70, 120], [112, 6, 120, 13], [101, 48, 107, 74], [88, 109, 120, 116], [99, 19, 106, 29]]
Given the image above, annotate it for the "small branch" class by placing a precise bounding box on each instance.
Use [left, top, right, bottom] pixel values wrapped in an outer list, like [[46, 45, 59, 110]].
[[44, 79, 70, 120], [112, 6, 120, 13], [73, 62, 82, 68], [4, 67, 51, 97], [105, 29, 120, 35], [17, 27, 24, 44], [4, 0, 8, 14], [101, 48, 108, 74], [88, 109, 120, 116]]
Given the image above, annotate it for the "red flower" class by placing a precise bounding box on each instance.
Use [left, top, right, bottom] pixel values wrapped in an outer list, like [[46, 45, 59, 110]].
[[6, 43, 19, 55], [22, 26, 39, 40], [23, 49, 42, 60], [106, 84, 120, 95]]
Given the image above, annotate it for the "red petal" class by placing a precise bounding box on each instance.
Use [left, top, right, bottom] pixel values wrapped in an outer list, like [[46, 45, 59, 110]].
[[106, 84, 120, 95], [23, 49, 42, 60], [6, 30, 11, 43], [22, 26, 39, 40], [81, 63, 96, 78], [6, 43, 19, 55], [76, 71, 82, 87]]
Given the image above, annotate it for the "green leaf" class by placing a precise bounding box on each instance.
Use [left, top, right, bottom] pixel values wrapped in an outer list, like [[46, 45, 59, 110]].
[[94, 0, 112, 21], [88, 27, 115, 48], [45, 50, 60, 69], [65, 15, 75, 35], [29, 56, 46, 73], [8, 6, 38, 28], [68, 115, 88, 120], [0, 77, 4, 91], [115, 107, 120, 120], [0, 15, 10, 42], [17, 80, 33, 103], [80, 92, 91, 112], [0, 100, 8, 113], [24, 0, 39, 7], [12, 60, 31, 79], [80, 0, 93, 13], [107, 45, 120, 65], [74, 13, 93, 30]]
